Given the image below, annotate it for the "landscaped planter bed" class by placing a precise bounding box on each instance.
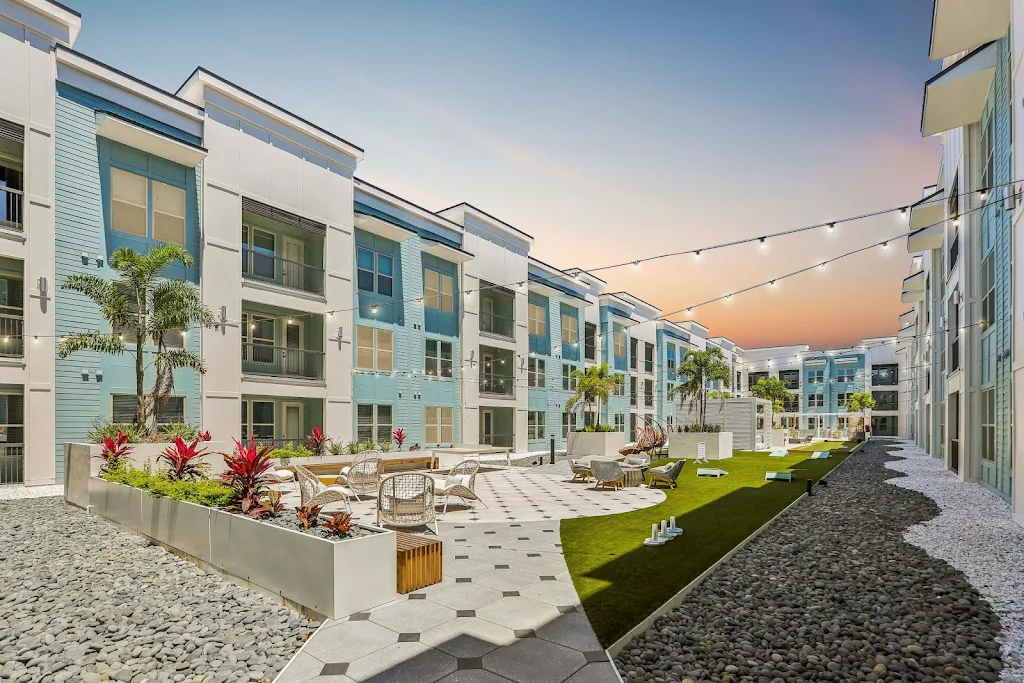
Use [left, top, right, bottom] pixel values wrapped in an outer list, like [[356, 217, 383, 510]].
[[87, 476, 398, 619], [667, 431, 733, 460], [567, 431, 627, 457]]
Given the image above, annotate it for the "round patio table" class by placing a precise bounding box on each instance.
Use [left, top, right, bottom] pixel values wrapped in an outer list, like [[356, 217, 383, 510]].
[[621, 466, 645, 488]]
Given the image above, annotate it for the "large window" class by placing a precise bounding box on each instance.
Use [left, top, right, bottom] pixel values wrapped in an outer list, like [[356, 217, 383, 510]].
[[806, 369, 824, 384], [424, 269, 454, 313], [111, 168, 186, 246], [528, 302, 546, 336], [948, 173, 959, 273], [644, 342, 654, 373], [357, 404, 392, 443], [425, 406, 454, 444], [872, 364, 898, 385], [872, 391, 898, 412], [562, 364, 577, 391], [356, 247, 394, 296], [614, 328, 626, 358], [584, 322, 596, 360], [561, 412, 576, 438], [949, 292, 960, 373], [779, 370, 799, 389], [425, 339, 453, 377], [666, 344, 676, 373], [807, 393, 824, 408], [614, 413, 625, 432], [528, 357, 546, 388], [527, 411, 546, 440], [630, 337, 638, 370], [356, 326, 393, 371], [836, 368, 856, 383], [644, 379, 653, 407], [614, 375, 625, 397], [241, 313, 274, 363], [748, 371, 769, 388], [782, 394, 800, 413], [630, 376, 637, 406], [561, 313, 578, 344], [982, 254, 995, 329], [241, 399, 274, 440], [114, 394, 184, 426], [836, 393, 851, 408], [982, 388, 995, 462]]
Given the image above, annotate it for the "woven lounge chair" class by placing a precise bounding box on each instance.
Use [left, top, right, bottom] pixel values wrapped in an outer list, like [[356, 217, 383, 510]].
[[649, 459, 686, 488], [433, 459, 487, 514], [590, 459, 625, 491], [340, 455, 383, 499], [294, 464, 352, 512], [378, 472, 438, 535], [569, 458, 592, 483], [268, 464, 296, 491]]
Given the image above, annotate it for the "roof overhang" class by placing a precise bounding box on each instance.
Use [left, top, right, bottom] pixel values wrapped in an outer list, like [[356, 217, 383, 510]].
[[898, 326, 917, 340], [921, 41, 998, 137], [907, 222, 944, 253], [929, 0, 1010, 61], [4, 0, 82, 47], [422, 240, 473, 264], [899, 309, 918, 326], [909, 187, 945, 231], [95, 112, 207, 167], [902, 270, 926, 303], [355, 213, 416, 242]]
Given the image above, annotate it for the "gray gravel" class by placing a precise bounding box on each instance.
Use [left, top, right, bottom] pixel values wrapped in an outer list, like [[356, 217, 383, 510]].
[[0, 497, 317, 683], [615, 441, 1005, 682]]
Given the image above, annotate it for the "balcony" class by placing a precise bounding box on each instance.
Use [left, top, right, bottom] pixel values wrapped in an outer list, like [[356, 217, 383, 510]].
[[479, 311, 515, 340], [929, 0, 1009, 61], [0, 314, 22, 358], [0, 186, 22, 232], [921, 41, 998, 136], [479, 288, 516, 341], [242, 343, 324, 380], [242, 248, 324, 296], [479, 372, 515, 397]]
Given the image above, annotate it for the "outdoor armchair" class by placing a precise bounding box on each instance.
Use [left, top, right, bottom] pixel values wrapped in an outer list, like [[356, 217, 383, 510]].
[[341, 455, 383, 499], [569, 458, 593, 483], [432, 458, 487, 514], [294, 464, 352, 512], [649, 459, 686, 489], [589, 459, 625, 491], [377, 472, 438, 535]]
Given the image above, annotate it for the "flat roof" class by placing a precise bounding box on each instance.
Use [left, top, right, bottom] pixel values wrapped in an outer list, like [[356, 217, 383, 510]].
[[437, 202, 534, 240]]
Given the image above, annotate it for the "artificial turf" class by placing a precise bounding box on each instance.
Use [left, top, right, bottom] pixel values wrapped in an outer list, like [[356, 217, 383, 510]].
[[560, 446, 849, 646]]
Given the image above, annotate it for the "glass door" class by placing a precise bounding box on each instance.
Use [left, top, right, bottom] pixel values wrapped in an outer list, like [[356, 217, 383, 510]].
[[285, 320, 303, 376], [283, 402, 303, 444]]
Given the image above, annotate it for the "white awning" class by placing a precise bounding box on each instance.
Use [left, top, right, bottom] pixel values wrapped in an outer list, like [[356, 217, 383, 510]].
[[354, 213, 416, 242], [907, 223, 944, 253], [929, 0, 1010, 61], [95, 112, 207, 167], [922, 41, 998, 137], [902, 271, 926, 303], [909, 187, 945, 231], [898, 326, 916, 339], [422, 240, 474, 264], [899, 309, 918, 326]]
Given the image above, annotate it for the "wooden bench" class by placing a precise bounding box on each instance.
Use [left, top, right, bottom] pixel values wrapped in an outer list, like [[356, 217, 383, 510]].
[[396, 532, 443, 594]]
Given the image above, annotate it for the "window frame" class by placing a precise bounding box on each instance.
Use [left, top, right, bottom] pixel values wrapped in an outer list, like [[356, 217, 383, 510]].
[[423, 268, 454, 313], [981, 388, 995, 462], [528, 302, 547, 337], [527, 410, 546, 440], [424, 339, 454, 378], [425, 405, 454, 444], [528, 357, 546, 388], [356, 247, 394, 297], [356, 403, 393, 443], [561, 313, 578, 345], [561, 411, 576, 439], [561, 363, 577, 391], [614, 328, 625, 358], [584, 322, 597, 360], [807, 393, 824, 408], [981, 253, 995, 330], [109, 166, 187, 246], [356, 325, 394, 372], [113, 393, 184, 427]]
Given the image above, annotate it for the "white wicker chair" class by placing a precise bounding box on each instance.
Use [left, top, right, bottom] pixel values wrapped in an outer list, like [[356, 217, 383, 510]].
[[377, 472, 438, 535], [268, 464, 296, 491], [432, 459, 487, 514], [342, 455, 383, 499], [294, 464, 352, 512]]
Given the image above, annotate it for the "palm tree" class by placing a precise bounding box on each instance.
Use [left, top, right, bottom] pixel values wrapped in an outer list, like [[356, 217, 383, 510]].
[[750, 376, 792, 414], [668, 347, 732, 431], [564, 363, 623, 426], [58, 244, 214, 433]]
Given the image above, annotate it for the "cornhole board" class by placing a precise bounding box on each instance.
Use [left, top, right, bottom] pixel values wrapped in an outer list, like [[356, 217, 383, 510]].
[[768, 448, 788, 458], [697, 468, 728, 478], [765, 471, 794, 482], [810, 451, 831, 459]]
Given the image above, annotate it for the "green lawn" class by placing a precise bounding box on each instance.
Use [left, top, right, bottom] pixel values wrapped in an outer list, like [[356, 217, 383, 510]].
[[788, 440, 847, 452], [560, 447, 848, 646]]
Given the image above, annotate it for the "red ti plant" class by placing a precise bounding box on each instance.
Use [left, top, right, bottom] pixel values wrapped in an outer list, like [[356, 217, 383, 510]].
[[306, 427, 328, 458], [295, 504, 323, 530], [392, 428, 407, 450], [221, 436, 276, 515], [197, 430, 212, 442], [97, 431, 133, 473], [260, 490, 286, 517], [322, 512, 354, 538], [158, 437, 208, 481]]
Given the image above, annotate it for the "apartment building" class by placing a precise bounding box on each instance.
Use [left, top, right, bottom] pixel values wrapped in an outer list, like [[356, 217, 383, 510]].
[[899, 0, 1024, 526]]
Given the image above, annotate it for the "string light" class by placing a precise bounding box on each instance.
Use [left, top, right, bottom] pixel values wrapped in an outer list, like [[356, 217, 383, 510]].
[[899, 207, 908, 219], [370, 305, 378, 314], [827, 223, 835, 232], [980, 188, 989, 200]]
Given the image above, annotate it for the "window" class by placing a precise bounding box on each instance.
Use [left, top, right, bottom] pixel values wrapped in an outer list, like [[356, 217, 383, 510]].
[[836, 393, 851, 408], [667, 344, 676, 373], [614, 414, 625, 432], [614, 375, 625, 397], [630, 337, 638, 370], [240, 399, 275, 440], [644, 343, 654, 373], [425, 406, 454, 444], [584, 322, 596, 360], [356, 326, 393, 371], [667, 382, 674, 400], [807, 393, 824, 408], [980, 110, 994, 195], [872, 364, 898, 385], [779, 370, 799, 389], [749, 371, 768, 388], [110, 168, 185, 245], [425, 339, 453, 377], [424, 269, 454, 313], [949, 293, 960, 373], [561, 313, 578, 344], [982, 388, 995, 462], [806, 369, 824, 384], [528, 357, 546, 388], [356, 247, 394, 296], [782, 394, 799, 412], [357, 404, 392, 443], [241, 313, 274, 363], [948, 173, 959, 273], [982, 254, 995, 329], [630, 376, 637, 406], [528, 411, 546, 440], [836, 368, 856, 383], [114, 394, 184, 426], [562, 412, 576, 438], [528, 302, 546, 336], [872, 391, 898, 412], [614, 328, 626, 358], [562, 364, 577, 391], [644, 379, 653, 407]]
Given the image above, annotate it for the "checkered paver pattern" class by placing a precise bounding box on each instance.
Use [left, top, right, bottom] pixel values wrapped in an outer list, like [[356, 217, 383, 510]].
[[276, 521, 621, 683]]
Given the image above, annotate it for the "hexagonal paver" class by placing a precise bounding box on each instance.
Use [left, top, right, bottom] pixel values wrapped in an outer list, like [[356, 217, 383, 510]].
[[483, 636, 587, 683], [445, 558, 494, 579], [510, 556, 566, 576], [426, 583, 504, 611], [474, 569, 541, 592], [420, 617, 517, 658], [535, 613, 603, 652], [369, 600, 456, 634], [563, 663, 621, 682], [520, 580, 581, 608], [476, 596, 560, 632], [345, 641, 456, 682], [303, 619, 399, 663]]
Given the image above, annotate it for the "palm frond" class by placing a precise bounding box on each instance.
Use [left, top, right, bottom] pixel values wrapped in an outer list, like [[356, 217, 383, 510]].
[[154, 348, 206, 373], [57, 332, 125, 359]]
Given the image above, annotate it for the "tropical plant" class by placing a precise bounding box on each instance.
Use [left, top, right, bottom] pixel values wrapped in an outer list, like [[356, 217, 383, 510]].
[[322, 512, 354, 537], [57, 244, 215, 434], [157, 437, 208, 481], [97, 431, 133, 473], [564, 363, 624, 422], [295, 504, 323, 530], [273, 443, 312, 460], [306, 427, 328, 457], [749, 376, 793, 414], [197, 430, 212, 441], [392, 428, 407, 450], [221, 436, 276, 515], [260, 490, 286, 517], [582, 424, 616, 433], [102, 464, 232, 508], [87, 418, 143, 444], [683, 423, 722, 433], [328, 441, 346, 456], [708, 390, 734, 399], [157, 422, 199, 441], [668, 348, 732, 431], [378, 440, 392, 453], [346, 440, 364, 456]]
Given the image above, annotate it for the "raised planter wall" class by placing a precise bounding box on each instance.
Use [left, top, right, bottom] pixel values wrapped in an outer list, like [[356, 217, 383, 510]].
[[86, 477, 398, 619], [667, 432, 733, 460], [770, 430, 788, 448], [567, 431, 627, 457]]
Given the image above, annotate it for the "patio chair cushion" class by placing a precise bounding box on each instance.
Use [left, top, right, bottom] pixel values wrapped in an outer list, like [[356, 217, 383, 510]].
[[444, 473, 473, 489]]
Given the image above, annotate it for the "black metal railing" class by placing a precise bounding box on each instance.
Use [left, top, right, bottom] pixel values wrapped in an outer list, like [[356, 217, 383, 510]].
[[0, 187, 22, 232], [241, 343, 324, 380], [242, 248, 325, 296], [0, 313, 23, 357], [479, 311, 515, 339], [0, 444, 24, 484], [479, 372, 515, 396]]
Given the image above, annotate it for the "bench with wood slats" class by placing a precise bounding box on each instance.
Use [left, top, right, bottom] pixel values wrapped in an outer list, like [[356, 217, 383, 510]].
[[395, 532, 443, 594]]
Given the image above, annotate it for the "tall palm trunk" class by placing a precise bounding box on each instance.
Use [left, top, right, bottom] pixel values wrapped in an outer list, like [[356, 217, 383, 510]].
[[135, 290, 146, 433]]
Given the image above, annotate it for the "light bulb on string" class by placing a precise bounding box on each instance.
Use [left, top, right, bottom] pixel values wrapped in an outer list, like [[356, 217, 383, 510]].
[[827, 223, 835, 232], [899, 207, 908, 220]]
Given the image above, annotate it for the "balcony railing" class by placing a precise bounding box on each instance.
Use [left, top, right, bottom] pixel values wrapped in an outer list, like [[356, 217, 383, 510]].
[[0, 187, 22, 232], [241, 343, 324, 380], [479, 311, 515, 339], [0, 313, 22, 357], [479, 372, 515, 397], [0, 443, 24, 484], [242, 248, 325, 296]]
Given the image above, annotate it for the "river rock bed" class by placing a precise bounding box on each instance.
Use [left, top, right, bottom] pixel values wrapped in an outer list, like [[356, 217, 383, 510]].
[[615, 441, 1005, 682], [0, 497, 317, 683]]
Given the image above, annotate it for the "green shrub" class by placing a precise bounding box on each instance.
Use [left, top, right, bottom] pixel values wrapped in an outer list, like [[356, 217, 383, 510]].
[[683, 424, 722, 433], [346, 440, 364, 455], [328, 441, 347, 456], [582, 424, 616, 433], [273, 443, 312, 459], [102, 464, 232, 508], [87, 418, 143, 444], [157, 422, 199, 441], [378, 441, 392, 453]]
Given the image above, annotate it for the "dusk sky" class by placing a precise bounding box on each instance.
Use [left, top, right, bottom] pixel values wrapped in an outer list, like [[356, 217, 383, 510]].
[[70, 0, 942, 350]]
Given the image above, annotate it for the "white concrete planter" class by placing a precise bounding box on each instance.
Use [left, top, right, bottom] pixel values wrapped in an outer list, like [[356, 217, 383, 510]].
[[770, 430, 788, 448], [87, 478, 398, 619], [667, 432, 733, 460], [566, 431, 627, 457]]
